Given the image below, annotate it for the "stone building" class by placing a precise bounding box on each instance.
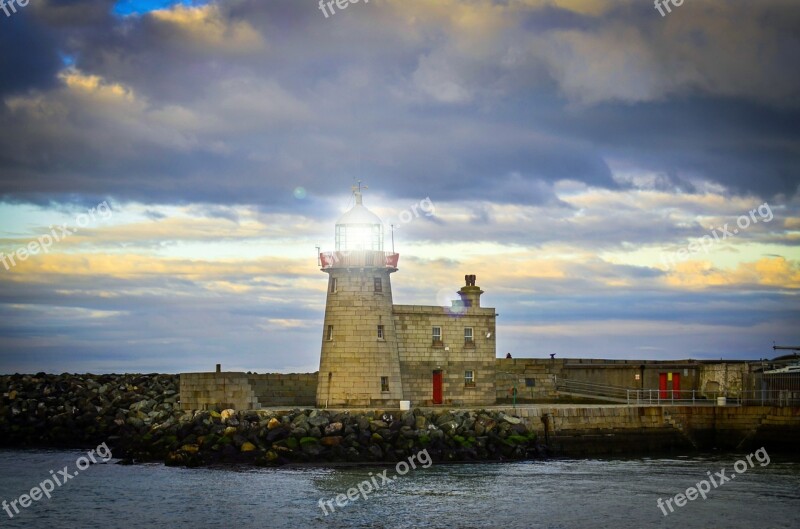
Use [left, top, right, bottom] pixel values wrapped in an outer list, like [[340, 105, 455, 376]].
[[316, 187, 498, 408], [177, 190, 767, 411]]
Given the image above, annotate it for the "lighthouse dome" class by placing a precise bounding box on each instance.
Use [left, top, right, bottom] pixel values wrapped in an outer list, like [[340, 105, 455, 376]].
[[336, 202, 383, 226], [335, 190, 384, 252]]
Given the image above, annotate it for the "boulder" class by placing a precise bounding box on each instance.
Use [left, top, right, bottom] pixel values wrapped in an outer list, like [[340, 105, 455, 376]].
[[324, 422, 343, 435], [307, 415, 330, 428], [320, 436, 342, 447]]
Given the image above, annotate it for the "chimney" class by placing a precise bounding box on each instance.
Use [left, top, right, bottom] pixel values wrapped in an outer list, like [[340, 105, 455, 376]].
[[457, 274, 483, 308]]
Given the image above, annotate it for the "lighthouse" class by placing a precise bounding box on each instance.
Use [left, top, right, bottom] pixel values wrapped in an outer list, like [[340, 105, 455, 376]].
[[316, 184, 404, 407]]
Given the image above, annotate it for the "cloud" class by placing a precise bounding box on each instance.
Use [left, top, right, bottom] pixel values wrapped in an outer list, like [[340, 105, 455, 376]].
[[0, 0, 798, 372], [664, 257, 800, 290], [0, 0, 797, 204]]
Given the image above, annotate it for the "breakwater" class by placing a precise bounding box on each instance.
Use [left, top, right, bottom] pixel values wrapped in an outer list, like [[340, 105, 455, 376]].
[[0, 373, 179, 449], [0, 374, 545, 466], [161, 407, 546, 467], [2, 374, 799, 467]]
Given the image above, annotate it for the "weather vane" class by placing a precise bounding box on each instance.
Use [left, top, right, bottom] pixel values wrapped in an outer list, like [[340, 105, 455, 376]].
[[351, 179, 368, 205], [352, 179, 368, 195]]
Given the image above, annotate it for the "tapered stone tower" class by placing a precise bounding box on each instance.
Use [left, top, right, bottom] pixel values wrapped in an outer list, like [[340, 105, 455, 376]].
[[316, 185, 403, 407]]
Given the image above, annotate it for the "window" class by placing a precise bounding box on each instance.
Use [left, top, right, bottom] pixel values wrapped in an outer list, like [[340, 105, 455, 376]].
[[381, 376, 389, 392], [377, 325, 384, 339], [432, 326, 442, 344], [464, 370, 475, 387], [374, 277, 382, 292], [326, 325, 333, 341], [464, 327, 473, 343], [329, 277, 337, 293]]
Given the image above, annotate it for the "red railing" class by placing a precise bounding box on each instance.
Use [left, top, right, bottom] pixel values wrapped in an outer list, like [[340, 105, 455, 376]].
[[320, 250, 399, 269]]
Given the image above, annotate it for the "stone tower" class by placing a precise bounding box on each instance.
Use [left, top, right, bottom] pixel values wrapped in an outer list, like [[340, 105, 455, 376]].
[[316, 185, 403, 407]]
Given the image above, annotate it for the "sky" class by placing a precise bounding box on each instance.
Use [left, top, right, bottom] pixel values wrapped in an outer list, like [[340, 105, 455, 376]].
[[0, 0, 798, 374]]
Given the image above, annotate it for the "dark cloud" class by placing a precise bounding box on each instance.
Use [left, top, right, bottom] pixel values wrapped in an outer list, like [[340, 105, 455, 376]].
[[0, 0, 797, 207], [0, 9, 61, 95], [520, 4, 598, 32]]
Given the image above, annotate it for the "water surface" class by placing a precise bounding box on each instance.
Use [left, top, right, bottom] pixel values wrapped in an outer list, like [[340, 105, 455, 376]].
[[0, 450, 798, 528]]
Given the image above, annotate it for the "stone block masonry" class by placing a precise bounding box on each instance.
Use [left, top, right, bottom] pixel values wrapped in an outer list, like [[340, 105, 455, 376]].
[[180, 372, 317, 411], [317, 266, 404, 407], [248, 373, 318, 407], [181, 358, 759, 411], [394, 304, 496, 406]]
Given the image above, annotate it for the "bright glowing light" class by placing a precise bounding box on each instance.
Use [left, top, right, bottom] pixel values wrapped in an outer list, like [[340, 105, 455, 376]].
[[336, 224, 382, 251], [348, 226, 372, 250]]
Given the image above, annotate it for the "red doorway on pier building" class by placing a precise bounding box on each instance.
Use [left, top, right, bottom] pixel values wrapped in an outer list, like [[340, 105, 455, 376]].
[[659, 372, 681, 399]]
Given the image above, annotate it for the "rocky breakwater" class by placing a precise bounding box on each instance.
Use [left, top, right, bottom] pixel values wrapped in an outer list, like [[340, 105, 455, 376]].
[[0, 373, 181, 451], [162, 408, 546, 467], [0, 373, 545, 466]]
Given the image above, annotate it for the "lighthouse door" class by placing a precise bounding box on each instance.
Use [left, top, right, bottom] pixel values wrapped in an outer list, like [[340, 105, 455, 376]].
[[432, 370, 443, 404]]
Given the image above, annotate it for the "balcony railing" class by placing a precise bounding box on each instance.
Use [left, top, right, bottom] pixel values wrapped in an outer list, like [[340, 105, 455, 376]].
[[320, 250, 399, 269]]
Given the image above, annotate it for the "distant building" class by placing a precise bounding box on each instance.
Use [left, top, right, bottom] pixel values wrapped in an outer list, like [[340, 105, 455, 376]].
[[316, 186, 497, 407]]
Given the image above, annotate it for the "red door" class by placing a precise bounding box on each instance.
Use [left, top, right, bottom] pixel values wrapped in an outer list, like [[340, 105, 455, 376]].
[[659, 373, 668, 399], [672, 373, 681, 399], [432, 371, 443, 404]]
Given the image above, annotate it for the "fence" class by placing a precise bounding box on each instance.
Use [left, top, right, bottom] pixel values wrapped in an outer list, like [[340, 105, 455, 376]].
[[556, 375, 800, 407], [740, 373, 800, 406]]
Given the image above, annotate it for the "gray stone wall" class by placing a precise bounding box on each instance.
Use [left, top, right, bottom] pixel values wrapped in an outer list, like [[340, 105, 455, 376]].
[[495, 358, 749, 402], [249, 373, 317, 407], [180, 373, 259, 411], [559, 359, 700, 393], [180, 372, 317, 411], [496, 358, 564, 402], [181, 361, 754, 410], [697, 362, 748, 397]]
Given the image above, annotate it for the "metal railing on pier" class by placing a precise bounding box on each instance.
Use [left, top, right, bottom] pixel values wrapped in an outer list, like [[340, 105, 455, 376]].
[[555, 377, 800, 407], [553, 378, 631, 402], [625, 388, 712, 406]]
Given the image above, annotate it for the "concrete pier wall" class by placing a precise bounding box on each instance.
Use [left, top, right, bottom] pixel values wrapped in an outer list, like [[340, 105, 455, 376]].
[[494, 358, 751, 403], [490, 404, 800, 455]]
